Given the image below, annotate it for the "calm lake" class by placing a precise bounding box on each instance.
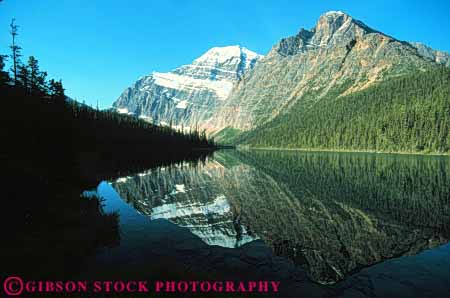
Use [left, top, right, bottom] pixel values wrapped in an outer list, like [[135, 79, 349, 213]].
[[83, 150, 450, 296]]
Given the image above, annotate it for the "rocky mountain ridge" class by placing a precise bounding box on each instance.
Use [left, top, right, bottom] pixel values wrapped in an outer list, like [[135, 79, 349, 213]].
[[113, 45, 262, 129], [113, 11, 450, 139]]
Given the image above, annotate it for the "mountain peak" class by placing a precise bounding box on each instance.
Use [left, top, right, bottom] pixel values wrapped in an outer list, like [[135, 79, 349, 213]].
[[324, 10, 346, 15], [316, 10, 352, 27], [273, 11, 377, 57], [193, 45, 262, 66], [316, 10, 352, 29], [321, 10, 349, 19], [113, 44, 262, 127]]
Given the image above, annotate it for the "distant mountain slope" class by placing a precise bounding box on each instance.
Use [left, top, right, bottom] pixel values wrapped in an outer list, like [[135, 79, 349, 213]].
[[238, 66, 450, 153], [410, 42, 450, 67], [210, 11, 447, 134], [113, 46, 262, 129]]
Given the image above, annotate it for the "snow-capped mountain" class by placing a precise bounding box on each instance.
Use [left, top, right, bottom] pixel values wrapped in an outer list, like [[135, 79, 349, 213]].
[[113, 12, 449, 143], [113, 45, 262, 129]]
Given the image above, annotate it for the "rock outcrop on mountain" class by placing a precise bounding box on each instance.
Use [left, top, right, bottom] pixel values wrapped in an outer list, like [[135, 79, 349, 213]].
[[113, 46, 262, 129], [410, 42, 450, 66]]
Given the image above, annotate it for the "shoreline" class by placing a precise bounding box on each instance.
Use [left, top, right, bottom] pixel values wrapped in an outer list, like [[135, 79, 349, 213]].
[[235, 146, 450, 157]]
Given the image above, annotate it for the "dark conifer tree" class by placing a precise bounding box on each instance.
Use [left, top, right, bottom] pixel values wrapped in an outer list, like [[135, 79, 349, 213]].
[[17, 64, 29, 91], [28, 56, 39, 93], [36, 70, 48, 94], [9, 18, 22, 85], [0, 54, 9, 83]]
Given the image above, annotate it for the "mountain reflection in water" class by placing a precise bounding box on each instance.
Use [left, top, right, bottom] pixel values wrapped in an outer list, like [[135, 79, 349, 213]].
[[106, 150, 450, 284]]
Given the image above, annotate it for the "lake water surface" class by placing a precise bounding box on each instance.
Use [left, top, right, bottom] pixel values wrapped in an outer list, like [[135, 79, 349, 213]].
[[85, 150, 450, 295]]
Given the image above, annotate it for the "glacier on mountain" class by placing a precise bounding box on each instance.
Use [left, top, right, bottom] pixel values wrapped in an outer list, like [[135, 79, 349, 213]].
[[113, 45, 262, 129]]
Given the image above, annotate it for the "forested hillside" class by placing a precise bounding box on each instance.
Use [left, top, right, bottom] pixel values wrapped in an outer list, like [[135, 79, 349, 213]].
[[1, 28, 214, 184], [238, 67, 450, 153]]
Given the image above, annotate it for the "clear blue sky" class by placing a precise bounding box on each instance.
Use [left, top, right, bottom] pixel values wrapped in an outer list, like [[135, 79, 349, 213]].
[[1, 0, 449, 109]]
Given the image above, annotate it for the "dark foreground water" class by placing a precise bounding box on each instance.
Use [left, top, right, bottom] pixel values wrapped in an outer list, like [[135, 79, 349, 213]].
[[83, 150, 450, 297]]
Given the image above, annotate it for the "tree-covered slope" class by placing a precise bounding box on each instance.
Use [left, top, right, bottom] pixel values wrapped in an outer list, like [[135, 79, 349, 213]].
[[238, 67, 450, 153]]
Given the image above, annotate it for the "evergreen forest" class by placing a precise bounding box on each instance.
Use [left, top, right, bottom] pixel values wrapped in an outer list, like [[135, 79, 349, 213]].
[[238, 67, 450, 154]]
